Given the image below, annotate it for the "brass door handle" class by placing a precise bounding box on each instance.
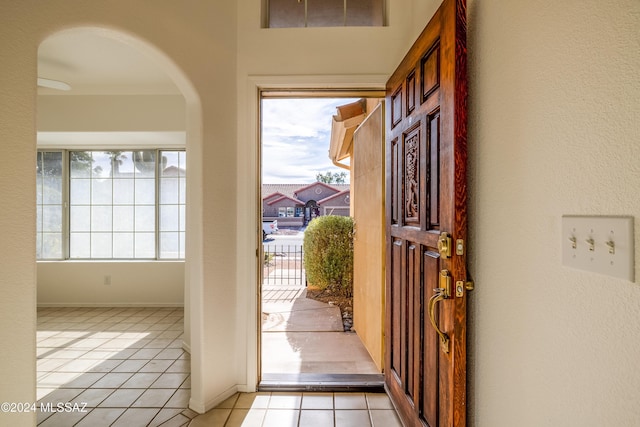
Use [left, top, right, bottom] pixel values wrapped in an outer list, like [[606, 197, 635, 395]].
[[428, 270, 451, 353]]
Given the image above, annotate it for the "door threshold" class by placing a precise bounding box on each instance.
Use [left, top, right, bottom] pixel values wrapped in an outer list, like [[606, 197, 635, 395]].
[[259, 373, 384, 392]]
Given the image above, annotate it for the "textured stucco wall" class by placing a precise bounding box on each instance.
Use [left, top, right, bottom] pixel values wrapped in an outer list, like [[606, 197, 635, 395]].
[[466, 0, 640, 425]]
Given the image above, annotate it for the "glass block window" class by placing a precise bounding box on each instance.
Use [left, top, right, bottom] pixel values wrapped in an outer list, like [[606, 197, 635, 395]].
[[37, 149, 186, 261], [69, 151, 156, 259]]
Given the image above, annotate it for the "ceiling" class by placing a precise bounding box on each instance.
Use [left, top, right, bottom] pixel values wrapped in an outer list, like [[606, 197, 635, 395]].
[[38, 30, 180, 96]]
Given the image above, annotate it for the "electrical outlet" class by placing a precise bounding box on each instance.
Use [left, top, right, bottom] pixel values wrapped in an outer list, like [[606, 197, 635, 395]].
[[562, 215, 634, 281], [104, 275, 111, 285]]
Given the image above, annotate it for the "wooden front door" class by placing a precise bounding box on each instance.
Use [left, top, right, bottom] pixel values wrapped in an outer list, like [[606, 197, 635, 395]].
[[385, 0, 468, 426]]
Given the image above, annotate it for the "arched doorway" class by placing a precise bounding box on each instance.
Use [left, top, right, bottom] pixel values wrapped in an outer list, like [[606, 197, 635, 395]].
[[35, 26, 205, 419]]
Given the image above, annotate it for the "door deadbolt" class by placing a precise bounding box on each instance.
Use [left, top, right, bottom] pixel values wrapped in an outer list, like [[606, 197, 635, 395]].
[[438, 232, 452, 259]]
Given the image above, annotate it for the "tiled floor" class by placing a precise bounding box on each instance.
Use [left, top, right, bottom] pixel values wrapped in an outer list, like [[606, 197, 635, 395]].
[[37, 307, 195, 426], [189, 391, 402, 427], [37, 306, 400, 427]]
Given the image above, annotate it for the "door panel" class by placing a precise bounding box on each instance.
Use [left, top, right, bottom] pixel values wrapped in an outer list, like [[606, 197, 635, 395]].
[[385, 0, 468, 425]]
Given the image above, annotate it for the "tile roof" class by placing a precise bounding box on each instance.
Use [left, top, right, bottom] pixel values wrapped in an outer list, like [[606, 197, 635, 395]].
[[262, 183, 350, 200]]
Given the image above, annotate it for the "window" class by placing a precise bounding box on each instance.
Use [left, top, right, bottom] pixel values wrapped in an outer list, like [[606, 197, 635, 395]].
[[36, 151, 63, 259], [36, 149, 186, 260], [278, 207, 295, 217], [265, 0, 385, 28]]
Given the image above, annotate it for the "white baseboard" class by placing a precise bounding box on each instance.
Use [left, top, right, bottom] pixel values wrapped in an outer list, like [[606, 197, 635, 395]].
[[37, 303, 185, 308], [189, 384, 239, 415]]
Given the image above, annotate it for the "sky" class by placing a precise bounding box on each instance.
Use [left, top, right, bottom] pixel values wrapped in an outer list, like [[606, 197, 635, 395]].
[[261, 98, 358, 184]]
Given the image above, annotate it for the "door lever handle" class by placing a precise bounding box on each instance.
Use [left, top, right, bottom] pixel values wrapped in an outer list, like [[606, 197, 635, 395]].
[[428, 270, 451, 353]]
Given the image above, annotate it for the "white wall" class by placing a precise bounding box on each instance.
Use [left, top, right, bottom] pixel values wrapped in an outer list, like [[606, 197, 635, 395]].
[[38, 95, 185, 132], [38, 262, 184, 306], [466, 0, 640, 425]]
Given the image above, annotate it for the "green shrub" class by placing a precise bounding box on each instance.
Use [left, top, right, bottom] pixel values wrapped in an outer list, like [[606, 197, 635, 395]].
[[303, 215, 354, 297]]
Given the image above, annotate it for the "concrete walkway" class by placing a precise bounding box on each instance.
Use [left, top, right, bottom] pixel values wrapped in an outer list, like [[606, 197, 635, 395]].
[[261, 286, 379, 375]]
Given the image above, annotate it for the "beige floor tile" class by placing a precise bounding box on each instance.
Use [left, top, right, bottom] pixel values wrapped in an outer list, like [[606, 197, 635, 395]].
[[301, 392, 334, 409], [180, 375, 191, 389], [108, 348, 139, 359], [56, 358, 103, 372], [153, 413, 191, 427], [262, 409, 300, 427], [165, 388, 191, 408], [225, 408, 267, 427], [38, 371, 84, 388], [146, 338, 175, 348], [148, 407, 184, 426], [166, 359, 190, 373], [37, 387, 85, 405], [111, 408, 161, 426], [156, 348, 185, 359], [188, 408, 231, 427], [64, 372, 107, 388], [235, 392, 271, 409], [111, 358, 148, 373], [150, 372, 189, 388], [37, 387, 57, 401], [299, 409, 335, 426], [139, 359, 174, 372], [335, 409, 372, 427], [78, 350, 121, 360], [334, 393, 368, 410], [74, 408, 126, 426], [268, 393, 302, 409], [216, 393, 239, 409], [130, 348, 162, 359], [366, 392, 395, 409], [370, 409, 403, 427], [72, 388, 115, 407], [37, 358, 68, 372], [38, 409, 90, 427], [120, 372, 162, 388], [90, 372, 133, 388], [87, 358, 123, 373], [132, 388, 175, 408], [99, 388, 145, 407]]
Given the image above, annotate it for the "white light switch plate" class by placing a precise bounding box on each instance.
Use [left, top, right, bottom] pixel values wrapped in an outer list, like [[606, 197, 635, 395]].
[[562, 216, 634, 281]]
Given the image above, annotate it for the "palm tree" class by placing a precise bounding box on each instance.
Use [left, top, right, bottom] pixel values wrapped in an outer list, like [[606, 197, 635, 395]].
[[107, 151, 127, 177]]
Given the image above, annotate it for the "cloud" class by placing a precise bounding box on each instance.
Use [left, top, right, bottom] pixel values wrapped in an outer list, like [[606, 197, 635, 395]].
[[262, 98, 357, 183]]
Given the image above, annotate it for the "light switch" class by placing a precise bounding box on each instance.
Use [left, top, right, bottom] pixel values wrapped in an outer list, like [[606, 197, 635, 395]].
[[562, 215, 634, 282]]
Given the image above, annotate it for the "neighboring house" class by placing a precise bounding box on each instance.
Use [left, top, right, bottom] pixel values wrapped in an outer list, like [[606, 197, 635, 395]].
[[262, 182, 350, 227]]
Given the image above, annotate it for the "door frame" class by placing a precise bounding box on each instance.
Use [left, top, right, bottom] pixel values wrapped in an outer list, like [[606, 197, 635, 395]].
[[238, 76, 387, 390]]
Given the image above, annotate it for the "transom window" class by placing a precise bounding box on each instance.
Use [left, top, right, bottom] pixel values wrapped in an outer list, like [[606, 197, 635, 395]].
[[36, 150, 186, 260], [265, 0, 385, 28]]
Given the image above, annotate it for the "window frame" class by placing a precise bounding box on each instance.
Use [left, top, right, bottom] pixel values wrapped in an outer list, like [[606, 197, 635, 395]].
[[36, 148, 186, 261], [263, 0, 386, 28]]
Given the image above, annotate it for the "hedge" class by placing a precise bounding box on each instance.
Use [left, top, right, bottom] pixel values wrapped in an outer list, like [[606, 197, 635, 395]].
[[303, 215, 354, 297]]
